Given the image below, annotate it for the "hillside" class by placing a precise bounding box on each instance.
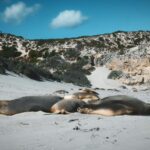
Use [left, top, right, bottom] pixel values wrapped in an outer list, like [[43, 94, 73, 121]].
[[0, 31, 150, 87]]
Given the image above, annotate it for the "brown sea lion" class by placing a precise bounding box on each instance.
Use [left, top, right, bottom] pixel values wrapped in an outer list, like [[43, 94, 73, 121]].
[[78, 95, 150, 116], [80, 88, 99, 94], [50, 99, 86, 114], [64, 89, 100, 102], [0, 95, 63, 115]]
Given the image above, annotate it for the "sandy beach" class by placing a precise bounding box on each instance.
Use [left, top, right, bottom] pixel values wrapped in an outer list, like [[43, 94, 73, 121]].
[[0, 69, 150, 150]]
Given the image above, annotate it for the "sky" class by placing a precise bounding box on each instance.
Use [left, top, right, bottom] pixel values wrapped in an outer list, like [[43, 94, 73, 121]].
[[0, 0, 150, 39]]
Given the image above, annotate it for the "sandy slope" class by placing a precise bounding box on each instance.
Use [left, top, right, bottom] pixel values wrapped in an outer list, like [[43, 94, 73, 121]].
[[0, 72, 79, 100], [0, 72, 150, 150], [87, 67, 122, 89]]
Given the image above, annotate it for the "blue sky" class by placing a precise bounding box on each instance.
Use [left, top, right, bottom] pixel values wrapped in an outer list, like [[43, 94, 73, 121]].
[[0, 0, 150, 39]]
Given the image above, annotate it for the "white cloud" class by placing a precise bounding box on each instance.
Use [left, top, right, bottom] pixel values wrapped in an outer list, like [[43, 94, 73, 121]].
[[2, 1, 40, 24], [51, 10, 88, 28]]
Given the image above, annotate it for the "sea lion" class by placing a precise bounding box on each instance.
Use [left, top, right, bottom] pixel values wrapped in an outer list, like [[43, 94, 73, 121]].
[[0, 95, 63, 115], [64, 89, 100, 102], [78, 95, 150, 116], [50, 99, 87, 114], [79, 88, 99, 94]]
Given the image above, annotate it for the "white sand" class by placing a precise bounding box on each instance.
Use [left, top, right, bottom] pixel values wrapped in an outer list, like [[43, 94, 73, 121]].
[[0, 72, 79, 100], [87, 67, 123, 89], [0, 71, 150, 150]]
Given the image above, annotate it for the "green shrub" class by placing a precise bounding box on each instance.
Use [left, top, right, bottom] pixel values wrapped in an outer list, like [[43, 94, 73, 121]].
[[44, 55, 70, 71], [28, 50, 41, 58], [64, 48, 80, 60], [0, 57, 6, 74], [0, 57, 55, 81], [49, 50, 57, 57], [41, 49, 57, 58], [68, 57, 90, 74], [62, 69, 91, 87], [0, 46, 21, 58], [22, 42, 28, 47], [0, 67, 5, 74]]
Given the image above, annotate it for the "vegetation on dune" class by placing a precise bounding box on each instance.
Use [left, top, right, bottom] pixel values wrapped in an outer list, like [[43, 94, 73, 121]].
[[0, 57, 56, 81], [1, 31, 150, 86], [0, 46, 22, 58], [64, 48, 80, 60], [62, 69, 91, 87]]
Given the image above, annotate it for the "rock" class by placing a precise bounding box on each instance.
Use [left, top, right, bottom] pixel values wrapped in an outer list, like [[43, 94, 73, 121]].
[[107, 89, 120, 92], [119, 85, 127, 89], [107, 70, 123, 79], [94, 87, 106, 91], [135, 76, 144, 85], [132, 88, 138, 92]]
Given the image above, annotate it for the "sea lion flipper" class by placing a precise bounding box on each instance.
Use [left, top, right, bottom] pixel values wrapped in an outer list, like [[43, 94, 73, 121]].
[[60, 110, 70, 114], [78, 107, 92, 114], [52, 109, 70, 114]]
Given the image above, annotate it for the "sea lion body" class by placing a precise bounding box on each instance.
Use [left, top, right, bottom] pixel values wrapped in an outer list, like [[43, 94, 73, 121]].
[[64, 89, 100, 102], [78, 95, 150, 116], [0, 95, 63, 115], [50, 99, 86, 114]]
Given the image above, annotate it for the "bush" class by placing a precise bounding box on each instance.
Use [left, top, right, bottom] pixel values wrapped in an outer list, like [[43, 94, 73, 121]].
[[28, 50, 42, 58], [44, 55, 70, 71], [0, 46, 21, 58], [14, 61, 55, 81], [22, 42, 28, 47], [49, 50, 57, 57], [0, 57, 56, 81], [0, 57, 7, 74], [64, 48, 80, 60], [68, 58, 90, 75], [52, 70, 63, 82], [42, 50, 57, 58], [62, 69, 91, 87], [88, 40, 106, 48], [22, 65, 55, 81], [0, 66, 5, 74]]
